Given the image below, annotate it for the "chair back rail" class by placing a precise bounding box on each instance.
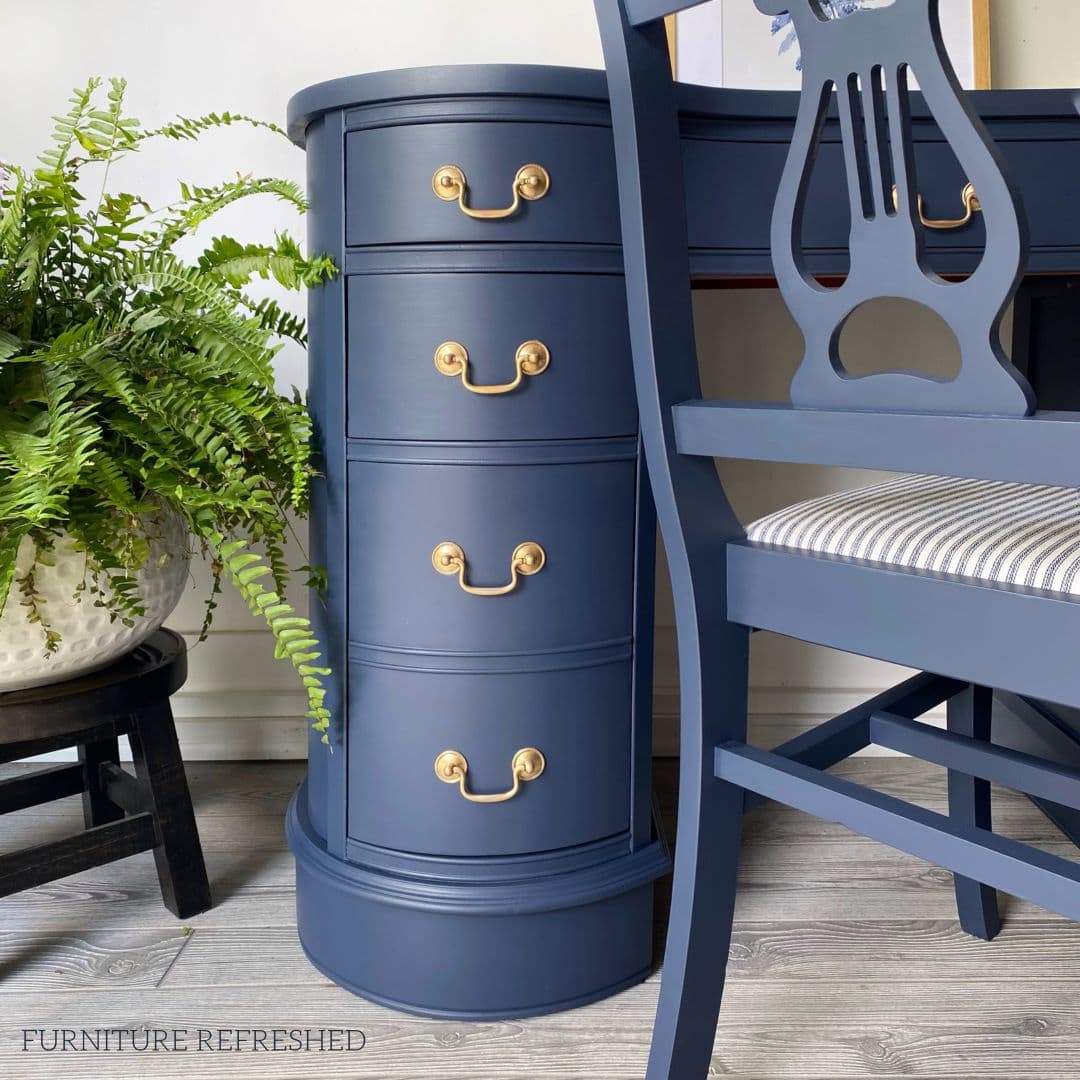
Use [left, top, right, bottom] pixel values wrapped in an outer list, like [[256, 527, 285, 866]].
[[673, 403, 1080, 489]]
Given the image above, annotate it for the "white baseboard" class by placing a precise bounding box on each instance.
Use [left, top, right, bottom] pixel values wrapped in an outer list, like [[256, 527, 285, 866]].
[[652, 686, 946, 757], [24, 690, 310, 763]]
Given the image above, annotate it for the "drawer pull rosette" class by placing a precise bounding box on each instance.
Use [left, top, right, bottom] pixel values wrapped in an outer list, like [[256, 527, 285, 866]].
[[434, 340, 550, 396], [434, 748, 546, 804], [432, 540, 545, 597], [432, 163, 550, 220], [891, 181, 982, 230]]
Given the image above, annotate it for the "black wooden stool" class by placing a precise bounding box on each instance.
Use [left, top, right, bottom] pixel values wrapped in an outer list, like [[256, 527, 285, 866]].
[[0, 628, 211, 918]]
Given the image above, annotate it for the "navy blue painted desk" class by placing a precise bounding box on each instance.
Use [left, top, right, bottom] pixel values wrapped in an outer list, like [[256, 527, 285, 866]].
[[285, 66, 1080, 1019]]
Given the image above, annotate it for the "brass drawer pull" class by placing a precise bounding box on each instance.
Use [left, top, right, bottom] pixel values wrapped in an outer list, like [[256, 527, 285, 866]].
[[432, 541, 545, 597], [434, 340, 550, 396], [891, 182, 981, 230], [432, 163, 550, 220], [434, 748, 546, 804]]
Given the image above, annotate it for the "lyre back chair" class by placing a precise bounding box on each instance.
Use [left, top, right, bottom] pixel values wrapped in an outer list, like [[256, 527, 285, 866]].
[[594, 1, 1080, 1077]]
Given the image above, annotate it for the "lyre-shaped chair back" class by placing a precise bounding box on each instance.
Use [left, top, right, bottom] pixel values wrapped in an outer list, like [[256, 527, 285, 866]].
[[757, 0, 1034, 415]]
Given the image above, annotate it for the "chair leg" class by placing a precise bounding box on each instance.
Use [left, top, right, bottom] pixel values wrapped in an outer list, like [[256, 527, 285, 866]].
[[647, 626, 749, 1080], [78, 736, 124, 828], [128, 702, 212, 919], [947, 685, 1001, 941]]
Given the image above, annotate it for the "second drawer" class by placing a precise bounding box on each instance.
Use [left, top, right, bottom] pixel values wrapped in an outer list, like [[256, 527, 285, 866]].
[[346, 273, 636, 442], [346, 457, 637, 657], [346, 661, 632, 857]]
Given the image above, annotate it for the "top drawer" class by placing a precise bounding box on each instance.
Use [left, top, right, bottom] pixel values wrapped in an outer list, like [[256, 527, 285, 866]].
[[345, 122, 620, 247]]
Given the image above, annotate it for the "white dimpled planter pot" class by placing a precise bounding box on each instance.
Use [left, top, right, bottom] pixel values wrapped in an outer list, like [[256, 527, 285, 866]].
[[0, 512, 189, 692]]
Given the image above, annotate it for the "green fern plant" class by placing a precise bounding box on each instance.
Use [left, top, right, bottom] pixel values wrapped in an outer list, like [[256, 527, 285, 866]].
[[0, 78, 336, 739]]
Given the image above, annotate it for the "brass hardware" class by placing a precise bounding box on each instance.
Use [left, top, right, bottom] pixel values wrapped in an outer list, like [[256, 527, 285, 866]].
[[434, 747, 546, 804], [434, 340, 550, 395], [891, 182, 982, 230], [432, 163, 550, 220], [432, 541, 545, 597]]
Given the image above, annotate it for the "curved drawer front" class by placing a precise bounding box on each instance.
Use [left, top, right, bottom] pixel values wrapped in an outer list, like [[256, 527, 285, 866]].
[[345, 122, 619, 247], [686, 129, 1080, 269], [346, 273, 636, 442], [346, 662, 631, 857], [347, 457, 636, 657]]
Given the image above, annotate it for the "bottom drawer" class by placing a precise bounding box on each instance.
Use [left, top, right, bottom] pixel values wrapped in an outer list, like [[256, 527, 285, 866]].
[[346, 662, 632, 857]]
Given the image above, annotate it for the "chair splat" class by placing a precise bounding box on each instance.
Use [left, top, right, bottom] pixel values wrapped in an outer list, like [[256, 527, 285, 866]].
[[758, 0, 1034, 415]]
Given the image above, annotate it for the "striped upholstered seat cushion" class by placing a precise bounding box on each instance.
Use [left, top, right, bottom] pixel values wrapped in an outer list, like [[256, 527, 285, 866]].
[[746, 474, 1080, 596]]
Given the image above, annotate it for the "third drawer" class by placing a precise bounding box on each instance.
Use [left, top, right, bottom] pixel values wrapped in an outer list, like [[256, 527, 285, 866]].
[[346, 456, 637, 658]]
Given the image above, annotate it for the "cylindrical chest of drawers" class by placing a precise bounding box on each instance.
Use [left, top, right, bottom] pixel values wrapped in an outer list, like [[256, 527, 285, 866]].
[[285, 65, 668, 1020]]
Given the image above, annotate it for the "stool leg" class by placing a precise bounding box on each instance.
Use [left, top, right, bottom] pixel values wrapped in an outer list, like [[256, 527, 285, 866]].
[[128, 702, 212, 919], [78, 736, 124, 828], [947, 685, 1001, 941]]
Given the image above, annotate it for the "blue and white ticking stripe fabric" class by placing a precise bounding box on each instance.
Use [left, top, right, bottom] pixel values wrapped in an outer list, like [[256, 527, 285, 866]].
[[746, 474, 1080, 596]]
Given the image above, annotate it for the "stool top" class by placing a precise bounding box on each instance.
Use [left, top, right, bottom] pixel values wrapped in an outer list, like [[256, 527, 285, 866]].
[[0, 629, 188, 747]]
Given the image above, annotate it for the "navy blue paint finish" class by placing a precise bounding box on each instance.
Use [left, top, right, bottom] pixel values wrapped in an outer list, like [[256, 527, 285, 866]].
[[289, 64, 666, 1021], [345, 123, 620, 247], [743, 671, 961, 811], [595, 4, 752, 1076], [346, 273, 637, 441], [717, 741, 1080, 923], [346, 662, 631, 856], [595, 0, 1080, 1074], [346, 459, 636, 655], [290, 57, 1080, 1038], [674, 402, 1080, 489], [289, 787, 666, 1020], [874, 710, 1080, 818], [995, 692, 1080, 844], [944, 686, 1002, 941], [727, 542, 1080, 711], [302, 113, 349, 851]]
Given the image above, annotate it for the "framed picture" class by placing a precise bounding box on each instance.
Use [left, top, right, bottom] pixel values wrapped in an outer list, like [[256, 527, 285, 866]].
[[674, 0, 992, 91]]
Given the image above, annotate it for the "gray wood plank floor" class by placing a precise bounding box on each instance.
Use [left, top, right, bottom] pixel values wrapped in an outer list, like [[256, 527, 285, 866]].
[[2, 757, 1080, 1079]]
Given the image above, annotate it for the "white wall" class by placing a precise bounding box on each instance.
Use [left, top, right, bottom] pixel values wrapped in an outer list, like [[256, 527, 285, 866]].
[[991, 0, 1080, 89], [2, 2, 1076, 760]]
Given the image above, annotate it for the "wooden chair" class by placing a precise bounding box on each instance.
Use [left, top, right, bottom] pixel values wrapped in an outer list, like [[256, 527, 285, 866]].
[[0, 629, 211, 919], [594, 1, 1080, 1076]]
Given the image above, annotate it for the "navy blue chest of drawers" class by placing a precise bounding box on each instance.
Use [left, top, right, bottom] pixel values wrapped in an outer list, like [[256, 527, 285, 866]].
[[285, 63, 1080, 1019], [285, 66, 669, 1020]]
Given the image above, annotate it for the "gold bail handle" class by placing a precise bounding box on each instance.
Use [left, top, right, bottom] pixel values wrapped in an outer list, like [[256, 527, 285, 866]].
[[434, 340, 550, 395], [892, 181, 982, 230], [434, 748, 546, 804], [432, 163, 550, 220], [432, 541, 546, 597]]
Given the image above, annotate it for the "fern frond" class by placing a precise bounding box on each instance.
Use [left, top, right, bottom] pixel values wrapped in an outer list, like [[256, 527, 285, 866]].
[[155, 176, 308, 249], [194, 515, 331, 741], [0, 78, 335, 737], [142, 111, 287, 143]]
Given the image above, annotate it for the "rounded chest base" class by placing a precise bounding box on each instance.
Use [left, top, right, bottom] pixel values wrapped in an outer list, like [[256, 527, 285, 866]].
[[288, 782, 665, 1020]]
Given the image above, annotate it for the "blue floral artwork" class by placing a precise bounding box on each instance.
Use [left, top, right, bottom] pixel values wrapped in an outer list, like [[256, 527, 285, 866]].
[[772, 0, 870, 69]]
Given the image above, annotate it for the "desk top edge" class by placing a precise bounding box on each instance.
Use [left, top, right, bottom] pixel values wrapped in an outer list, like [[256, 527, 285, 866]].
[[287, 63, 1080, 147]]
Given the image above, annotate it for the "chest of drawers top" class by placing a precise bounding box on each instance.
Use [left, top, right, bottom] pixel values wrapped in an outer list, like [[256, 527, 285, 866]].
[[290, 71, 1080, 278]]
